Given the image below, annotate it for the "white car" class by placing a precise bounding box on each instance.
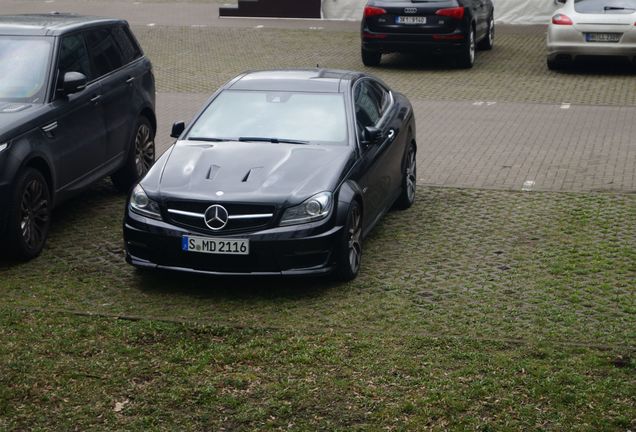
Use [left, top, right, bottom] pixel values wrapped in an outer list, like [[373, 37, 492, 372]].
[[547, 0, 636, 69]]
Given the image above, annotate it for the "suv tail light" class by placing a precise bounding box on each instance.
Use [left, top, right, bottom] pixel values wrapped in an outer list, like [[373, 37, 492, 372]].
[[435, 7, 465, 20], [552, 14, 573, 25], [364, 6, 387, 17]]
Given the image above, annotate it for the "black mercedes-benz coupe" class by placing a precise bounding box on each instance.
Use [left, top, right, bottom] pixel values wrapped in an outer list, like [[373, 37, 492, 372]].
[[124, 69, 417, 280], [0, 14, 156, 260], [361, 0, 495, 68]]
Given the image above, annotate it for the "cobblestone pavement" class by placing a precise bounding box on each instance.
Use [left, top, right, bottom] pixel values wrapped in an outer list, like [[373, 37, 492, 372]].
[[2, 0, 635, 193]]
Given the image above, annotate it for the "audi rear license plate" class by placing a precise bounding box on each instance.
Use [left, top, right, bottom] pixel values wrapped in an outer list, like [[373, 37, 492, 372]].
[[182, 235, 249, 255], [585, 32, 621, 43], [396, 16, 427, 24]]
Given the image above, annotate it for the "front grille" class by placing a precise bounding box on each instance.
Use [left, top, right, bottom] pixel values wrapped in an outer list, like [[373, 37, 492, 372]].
[[165, 200, 277, 234]]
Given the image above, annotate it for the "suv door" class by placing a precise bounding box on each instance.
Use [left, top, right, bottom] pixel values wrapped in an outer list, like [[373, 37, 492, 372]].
[[84, 26, 139, 164], [48, 32, 107, 192]]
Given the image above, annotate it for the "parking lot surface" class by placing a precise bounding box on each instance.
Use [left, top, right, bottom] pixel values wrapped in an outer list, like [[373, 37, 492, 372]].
[[3, 0, 635, 191]]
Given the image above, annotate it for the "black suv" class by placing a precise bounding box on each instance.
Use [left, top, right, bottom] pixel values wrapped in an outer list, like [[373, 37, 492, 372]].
[[0, 14, 156, 260], [361, 0, 495, 68]]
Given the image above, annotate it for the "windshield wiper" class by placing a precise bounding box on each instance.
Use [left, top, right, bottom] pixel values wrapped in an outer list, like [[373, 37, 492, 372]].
[[186, 136, 238, 142], [604, 5, 635, 10], [238, 137, 309, 145]]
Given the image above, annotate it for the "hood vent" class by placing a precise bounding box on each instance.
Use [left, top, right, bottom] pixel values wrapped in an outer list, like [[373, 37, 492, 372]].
[[242, 167, 263, 183], [206, 164, 221, 181], [1, 103, 31, 113]]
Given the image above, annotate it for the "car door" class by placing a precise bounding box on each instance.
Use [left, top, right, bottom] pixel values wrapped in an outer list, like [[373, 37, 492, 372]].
[[84, 26, 137, 164], [354, 79, 401, 232], [47, 32, 107, 192]]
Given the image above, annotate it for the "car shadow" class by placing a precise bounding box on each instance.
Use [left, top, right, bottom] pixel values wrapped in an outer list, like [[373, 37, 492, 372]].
[[375, 52, 463, 71], [554, 57, 636, 75], [132, 268, 343, 301]]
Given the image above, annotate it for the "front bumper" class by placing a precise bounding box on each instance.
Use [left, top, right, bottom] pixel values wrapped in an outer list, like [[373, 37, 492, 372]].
[[124, 209, 344, 276], [362, 30, 466, 53]]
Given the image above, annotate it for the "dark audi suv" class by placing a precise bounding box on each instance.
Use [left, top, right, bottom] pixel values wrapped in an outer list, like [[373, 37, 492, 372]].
[[361, 0, 495, 68], [0, 14, 156, 260], [124, 69, 417, 280]]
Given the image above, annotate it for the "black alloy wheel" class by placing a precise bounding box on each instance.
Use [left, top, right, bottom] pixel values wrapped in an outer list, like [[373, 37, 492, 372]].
[[477, 16, 495, 50], [395, 144, 417, 210], [336, 200, 363, 281], [6, 168, 51, 260], [112, 116, 156, 192]]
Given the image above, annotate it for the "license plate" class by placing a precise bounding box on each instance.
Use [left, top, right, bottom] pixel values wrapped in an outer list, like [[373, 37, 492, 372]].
[[396, 16, 427, 25], [585, 32, 621, 43], [182, 235, 249, 255]]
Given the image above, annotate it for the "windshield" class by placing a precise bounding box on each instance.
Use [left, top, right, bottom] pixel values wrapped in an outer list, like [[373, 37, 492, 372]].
[[574, 0, 636, 13], [0, 36, 52, 103], [186, 90, 348, 145]]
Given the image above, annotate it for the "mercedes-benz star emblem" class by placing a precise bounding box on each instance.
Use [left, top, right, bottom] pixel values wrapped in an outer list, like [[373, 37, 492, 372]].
[[204, 204, 229, 231]]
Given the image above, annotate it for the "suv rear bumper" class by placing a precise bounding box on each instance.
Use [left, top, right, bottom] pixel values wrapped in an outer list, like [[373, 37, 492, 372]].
[[362, 31, 467, 53]]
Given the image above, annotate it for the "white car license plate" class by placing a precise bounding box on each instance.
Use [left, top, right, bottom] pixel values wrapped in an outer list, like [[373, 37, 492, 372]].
[[585, 32, 621, 43], [396, 16, 427, 25], [182, 235, 249, 255]]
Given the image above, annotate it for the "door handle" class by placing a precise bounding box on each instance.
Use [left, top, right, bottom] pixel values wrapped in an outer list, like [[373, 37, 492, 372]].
[[387, 129, 396, 141], [90, 95, 102, 104], [125, 76, 135, 84]]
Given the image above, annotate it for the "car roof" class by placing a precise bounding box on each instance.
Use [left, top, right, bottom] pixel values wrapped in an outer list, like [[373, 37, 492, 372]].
[[0, 13, 126, 36], [227, 69, 366, 93]]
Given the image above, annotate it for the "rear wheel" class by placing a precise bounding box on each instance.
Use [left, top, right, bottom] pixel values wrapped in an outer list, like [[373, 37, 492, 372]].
[[361, 48, 382, 67], [547, 56, 566, 71], [112, 116, 155, 193], [458, 26, 476, 68], [335, 200, 362, 281], [394, 144, 417, 210], [6, 168, 51, 260], [477, 16, 494, 50]]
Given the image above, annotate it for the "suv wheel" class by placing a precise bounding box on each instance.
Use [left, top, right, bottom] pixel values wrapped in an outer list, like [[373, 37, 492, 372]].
[[6, 168, 51, 260], [361, 48, 382, 67], [477, 16, 494, 50], [112, 116, 155, 193], [458, 26, 476, 69]]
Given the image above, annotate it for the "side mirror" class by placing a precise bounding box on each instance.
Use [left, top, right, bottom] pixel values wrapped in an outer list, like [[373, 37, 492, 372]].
[[554, 0, 566, 5], [362, 126, 382, 146], [61, 72, 87, 95], [171, 121, 185, 138]]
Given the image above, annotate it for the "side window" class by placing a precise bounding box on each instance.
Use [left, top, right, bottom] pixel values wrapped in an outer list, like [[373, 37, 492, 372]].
[[354, 81, 382, 129], [84, 28, 125, 78], [111, 26, 142, 64], [58, 33, 91, 81], [372, 82, 391, 116]]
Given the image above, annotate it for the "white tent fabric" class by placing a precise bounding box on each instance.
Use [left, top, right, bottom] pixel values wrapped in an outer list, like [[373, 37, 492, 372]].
[[321, 0, 558, 24]]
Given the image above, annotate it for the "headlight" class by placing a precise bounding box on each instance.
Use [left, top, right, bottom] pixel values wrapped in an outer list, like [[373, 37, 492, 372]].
[[129, 184, 162, 220], [280, 192, 332, 226], [0, 143, 8, 153]]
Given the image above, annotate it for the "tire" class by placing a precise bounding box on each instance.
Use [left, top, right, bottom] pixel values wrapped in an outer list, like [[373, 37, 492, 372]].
[[547, 56, 564, 71], [394, 143, 417, 210], [457, 26, 476, 69], [5, 168, 51, 260], [477, 16, 494, 50], [361, 48, 382, 67], [111, 116, 155, 193], [335, 200, 363, 282]]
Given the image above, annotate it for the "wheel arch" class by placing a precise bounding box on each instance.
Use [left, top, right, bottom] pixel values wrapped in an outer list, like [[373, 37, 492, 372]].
[[336, 180, 364, 227], [139, 106, 157, 134]]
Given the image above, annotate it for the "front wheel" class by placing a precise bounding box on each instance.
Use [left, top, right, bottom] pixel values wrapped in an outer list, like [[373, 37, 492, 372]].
[[335, 200, 363, 281], [394, 144, 417, 210], [5, 168, 51, 260], [361, 48, 382, 67], [112, 116, 155, 193], [477, 16, 494, 50]]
